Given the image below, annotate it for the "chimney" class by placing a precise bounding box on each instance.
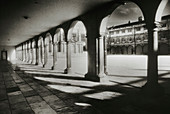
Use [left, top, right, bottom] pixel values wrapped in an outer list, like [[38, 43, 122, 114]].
[[128, 21, 131, 24], [138, 16, 142, 22]]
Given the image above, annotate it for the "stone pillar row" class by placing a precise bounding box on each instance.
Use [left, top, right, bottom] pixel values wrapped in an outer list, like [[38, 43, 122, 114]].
[[15, 0, 167, 98], [16, 45, 23, 61], [21, 38, 68, 69]]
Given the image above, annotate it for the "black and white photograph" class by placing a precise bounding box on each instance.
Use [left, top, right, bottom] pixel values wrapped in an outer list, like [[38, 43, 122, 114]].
[[0, 0, 170, 113]]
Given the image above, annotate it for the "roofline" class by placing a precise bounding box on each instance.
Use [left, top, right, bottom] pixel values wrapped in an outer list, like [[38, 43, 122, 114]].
[[108, 14, 170, 30]]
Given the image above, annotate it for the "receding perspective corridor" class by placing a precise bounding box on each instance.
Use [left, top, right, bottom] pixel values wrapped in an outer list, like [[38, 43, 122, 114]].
[[1, 0, 170, 114]]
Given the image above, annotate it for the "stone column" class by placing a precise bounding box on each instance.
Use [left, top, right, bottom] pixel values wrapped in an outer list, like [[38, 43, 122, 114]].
[[23, 44, 26, 62], [26, 42, 29, 63], [42, 41, 45, 67], [61, 41, 67, 53], [32, 47, 35, 64], [104, 36, 108, 74], [85, 33, 99, 81], [22, 43, 25, 61], [85, 32, 107, 82], [38, 44, 43, 67], [22, 44, 24, 61], [52, 42, 58, 70], [64, 41, 72, 74], [24, 43, 27, 62], [98, 36, 107, 78], [44, 43, 48, 68], [29, 41, 33, 63], [35, 39, 38, 65], [16, 47, 18, 60], [32, 41, 36, 64], [142, 22, 164, 96]]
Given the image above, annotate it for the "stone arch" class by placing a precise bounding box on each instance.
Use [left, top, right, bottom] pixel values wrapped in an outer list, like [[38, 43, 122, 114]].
[[98, 1, 145, 78], [136, 45, 143, 55], [143, 44, 148, 55], [127, 45, 133, 54], [38, 36, 44, 66], [122, 46, 128, 54], [115, 46, 122, 54], [68, 21, 87, 40], [45, 33, 53, 53], [155, 0, 168, 22], [67, 20, 87, 54], [52, 28, 66, 70], [54, 28, 66, 53], [156, 0, 169, 55], [110, 46, 116, 54], [100, 16, 109, 36], [44, 33, 53, 69], [38, 36, 43, 47], [66, 20, 87, 74]]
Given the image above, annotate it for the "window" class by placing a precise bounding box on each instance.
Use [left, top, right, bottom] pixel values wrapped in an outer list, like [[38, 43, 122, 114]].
[[122, 29, 125, 33], [128, 28, 132, 32], [116, 30, 119, 34], [111, 31, 114, 35], [135, 27, 141, 31]]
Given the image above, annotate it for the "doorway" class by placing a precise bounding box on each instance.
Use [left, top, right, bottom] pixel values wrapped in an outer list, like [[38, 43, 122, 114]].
[[1, 50, 7, 60]]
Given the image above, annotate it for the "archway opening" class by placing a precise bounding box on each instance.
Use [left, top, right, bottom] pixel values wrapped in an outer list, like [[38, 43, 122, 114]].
[[67, 21, 87, 75], [157, 0, 170, 56], [155, 0, 170, 83], [38, 36, 44, 67], [44, 33, 53, 69], [53, 28, 67, 71], [32, 39, 36, 64], [100, 1, 148, 84]]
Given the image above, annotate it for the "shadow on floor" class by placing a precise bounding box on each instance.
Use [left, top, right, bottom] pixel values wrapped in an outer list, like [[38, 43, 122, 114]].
[[14, 66, 170, 114]]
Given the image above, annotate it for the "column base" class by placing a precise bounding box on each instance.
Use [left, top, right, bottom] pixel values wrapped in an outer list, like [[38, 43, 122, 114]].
[[64, 68, 73, 74], [38, 64, 43, 67], [29, 60, 32, 64], [51, 64, 58, 70], [141, 82, 164, 97], [104, 71, 108, 75], [51, 66, 57, 70], [14, 66, 20, 71], [85, 72, 108, 82]]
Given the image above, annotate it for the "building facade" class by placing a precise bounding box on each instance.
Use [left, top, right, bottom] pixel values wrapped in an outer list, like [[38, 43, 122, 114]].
[[107, 15, 170, 55]]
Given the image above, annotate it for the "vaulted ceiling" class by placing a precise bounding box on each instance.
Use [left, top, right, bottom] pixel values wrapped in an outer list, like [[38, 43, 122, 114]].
[[0, 0, 113, 46]]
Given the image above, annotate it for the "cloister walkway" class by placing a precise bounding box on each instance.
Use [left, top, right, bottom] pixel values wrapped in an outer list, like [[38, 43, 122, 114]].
[[1, 55, 170, 114]]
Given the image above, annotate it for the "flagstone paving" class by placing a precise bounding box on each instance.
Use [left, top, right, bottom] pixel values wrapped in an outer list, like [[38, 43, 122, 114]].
[[1, 58, 170, 114]]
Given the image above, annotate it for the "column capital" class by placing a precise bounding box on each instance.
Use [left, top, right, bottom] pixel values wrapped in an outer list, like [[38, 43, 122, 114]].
[[153, 21, 162, 31]]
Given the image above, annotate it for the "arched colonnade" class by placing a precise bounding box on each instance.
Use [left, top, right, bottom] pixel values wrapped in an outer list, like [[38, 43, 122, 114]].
[[15, 0, 169, 96]]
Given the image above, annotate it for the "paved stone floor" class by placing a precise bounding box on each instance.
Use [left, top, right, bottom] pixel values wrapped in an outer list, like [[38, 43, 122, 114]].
[[1, 55, 170, 114]]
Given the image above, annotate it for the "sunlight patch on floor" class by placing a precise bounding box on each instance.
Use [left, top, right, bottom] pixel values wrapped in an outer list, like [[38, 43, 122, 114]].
[[25, 71, 62, 76], [83, 91, 123, 100], [34, 76, 100, 87], [74, 102, 92, 107], [48, 84, 92, 94]]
